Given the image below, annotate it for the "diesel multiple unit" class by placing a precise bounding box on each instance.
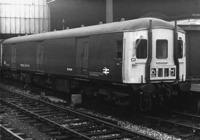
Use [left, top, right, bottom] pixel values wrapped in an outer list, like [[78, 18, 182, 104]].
[[0, 18, 191, 111]]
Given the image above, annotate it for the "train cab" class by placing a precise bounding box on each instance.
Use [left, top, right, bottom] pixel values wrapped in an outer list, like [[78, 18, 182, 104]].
[[122, 20, 186, 85]]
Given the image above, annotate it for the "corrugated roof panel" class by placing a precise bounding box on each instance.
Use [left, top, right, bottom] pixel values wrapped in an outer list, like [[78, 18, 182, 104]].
[[0, 0, 10, 4], [0, 18, 6, 33], [20, 18, 25, 33], [4, 5, 11, 17], [0, 0, 46, 5], [43, 6, 48, 18], [5, 18, 11, 33], [0, 4, 5, 17], [20, 5, 25, 18], [0, 0, 34, 5], [29, 5, 34, 18], [38, 0, 43, 5], [11, 18, 16, 33], [30, 18, 35, 33], [10, 4, 15, 17], [15, 18, 20, 33], [39, 19, 44, 33], [0, 2, 50, 34], [24, 5, 30, 18], [43, 0, 47, 5], [25, 18, 30, 33], [34, 5, 39, 18], [44, 19, 49, 31], [39, 6, 44, 18], [35, 18, 39, 33], [34, 0, 39, 5], [12, 0, 20, 4], [14, 5, 20, 18]]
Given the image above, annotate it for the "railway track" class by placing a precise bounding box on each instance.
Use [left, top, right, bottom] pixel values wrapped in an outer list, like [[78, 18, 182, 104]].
[[134, 110, 200, 139], [0, 87, 156, 140], [0, 123, 32, 140], [0, 106, 32, 140]]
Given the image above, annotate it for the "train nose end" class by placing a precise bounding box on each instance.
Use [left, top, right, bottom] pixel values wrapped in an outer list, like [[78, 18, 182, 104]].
[[179, 82, 191, 92]]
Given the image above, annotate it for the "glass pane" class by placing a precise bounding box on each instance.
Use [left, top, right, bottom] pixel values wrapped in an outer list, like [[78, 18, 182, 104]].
[[136, 39, 147, 59], [178, 40, 183, 58], [116, 40, 123, 59], [83, 42, 89, 57], [156, 40, 168, 59]]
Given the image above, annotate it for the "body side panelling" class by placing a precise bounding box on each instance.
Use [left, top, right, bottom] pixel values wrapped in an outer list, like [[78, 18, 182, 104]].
[[16, 42, 36, 71], [123, 31, 148, 84], [43, 38, 76, 76], [89, 33, 123, 82], [2, 44, 12, 68], [75, 37, 89, 77]]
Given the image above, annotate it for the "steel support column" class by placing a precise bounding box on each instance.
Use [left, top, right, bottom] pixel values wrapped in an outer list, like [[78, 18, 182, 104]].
[[106, 0, 113, 23]]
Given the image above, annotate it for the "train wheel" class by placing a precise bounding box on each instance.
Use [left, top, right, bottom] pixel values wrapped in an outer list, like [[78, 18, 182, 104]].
[[189, 99, 200, 115], [139, 92, 151, 112]]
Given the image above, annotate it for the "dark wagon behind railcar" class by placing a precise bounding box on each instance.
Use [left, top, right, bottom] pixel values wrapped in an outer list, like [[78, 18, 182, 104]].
[[186, 31, 200, 79], [176, 19, 200, 80]]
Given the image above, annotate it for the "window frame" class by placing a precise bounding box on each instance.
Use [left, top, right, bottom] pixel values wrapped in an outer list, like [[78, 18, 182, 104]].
[[116, 40, 123, 60], [156, 39, 168, 59], [136, 39, 147, 59], [177, 40, 183, 59]]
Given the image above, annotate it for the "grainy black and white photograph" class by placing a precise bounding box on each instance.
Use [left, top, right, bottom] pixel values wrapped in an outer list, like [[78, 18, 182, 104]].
[[0, 0, 200, 139]]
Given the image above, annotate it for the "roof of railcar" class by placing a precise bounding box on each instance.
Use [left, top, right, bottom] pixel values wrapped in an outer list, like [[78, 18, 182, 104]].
[[3, 18, 184, 44]]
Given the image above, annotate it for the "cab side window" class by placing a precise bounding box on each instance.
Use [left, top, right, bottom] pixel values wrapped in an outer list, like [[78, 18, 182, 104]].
[[136, 39, 147, 59], [116, 40, 123, 60], [177, 40, 183, 58], [156, 40, 168, 59]]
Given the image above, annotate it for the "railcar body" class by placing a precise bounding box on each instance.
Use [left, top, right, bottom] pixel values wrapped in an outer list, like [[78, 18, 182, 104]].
[[0, 18, 190, 111]]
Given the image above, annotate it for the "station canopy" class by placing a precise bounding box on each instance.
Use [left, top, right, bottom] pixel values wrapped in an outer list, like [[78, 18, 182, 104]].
[[175, 19, 200, 25]]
